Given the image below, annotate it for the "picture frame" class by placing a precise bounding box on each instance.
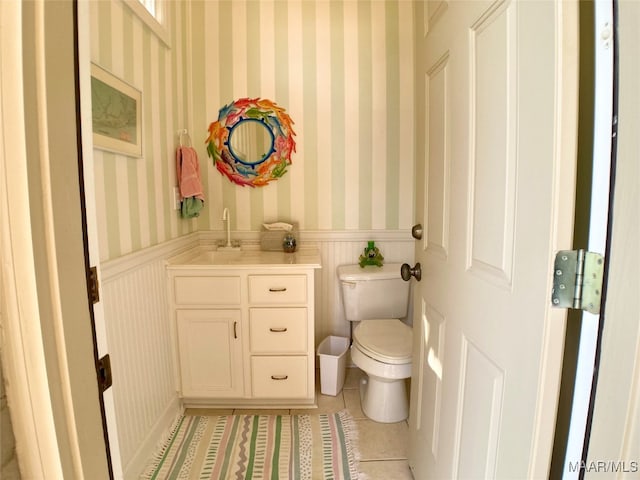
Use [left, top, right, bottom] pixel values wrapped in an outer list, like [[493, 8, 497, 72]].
[[90, 63, 142, 157]]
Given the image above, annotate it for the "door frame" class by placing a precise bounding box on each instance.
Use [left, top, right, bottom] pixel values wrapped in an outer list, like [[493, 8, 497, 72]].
[[0, 1, 110, 478], [583, 0, 640, 470], [76, 0, 123, 475], [561, 0, 616, 475]]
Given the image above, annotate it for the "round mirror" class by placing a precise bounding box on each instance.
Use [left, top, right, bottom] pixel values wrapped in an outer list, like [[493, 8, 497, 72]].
[[207, 97, 296, 187], [227, 119, 275, 166]]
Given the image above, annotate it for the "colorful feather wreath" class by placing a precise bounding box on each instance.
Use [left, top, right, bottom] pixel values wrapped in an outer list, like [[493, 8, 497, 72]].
[[206, 97, 296, 187]]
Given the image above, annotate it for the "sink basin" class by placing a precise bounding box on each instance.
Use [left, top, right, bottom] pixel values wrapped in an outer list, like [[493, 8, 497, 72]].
[[196, 251, 292, 265], [167, 247, 321, 269], [195, 250, 243, 264]]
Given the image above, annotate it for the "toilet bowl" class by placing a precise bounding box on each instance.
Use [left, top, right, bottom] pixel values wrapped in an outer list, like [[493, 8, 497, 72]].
[[338, 264, 413, 423], [337, 264, 413, 424], [351, 319, 412, 423]]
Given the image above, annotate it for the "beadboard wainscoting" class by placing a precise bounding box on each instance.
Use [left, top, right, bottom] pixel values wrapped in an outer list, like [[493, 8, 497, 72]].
[[100, 230, 413, 477], [100, 233, 198, 477], [305, 231, 415, 341]]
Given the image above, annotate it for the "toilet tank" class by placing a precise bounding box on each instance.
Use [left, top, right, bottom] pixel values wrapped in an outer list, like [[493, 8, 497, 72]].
[[338, 264, 410, 321]]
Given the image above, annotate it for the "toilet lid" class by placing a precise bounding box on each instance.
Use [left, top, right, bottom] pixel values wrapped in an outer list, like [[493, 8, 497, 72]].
[[353, 319, 412, 364]]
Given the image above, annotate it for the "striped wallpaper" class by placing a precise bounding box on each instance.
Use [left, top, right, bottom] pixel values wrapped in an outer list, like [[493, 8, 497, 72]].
[[90, 0, 415, 262]]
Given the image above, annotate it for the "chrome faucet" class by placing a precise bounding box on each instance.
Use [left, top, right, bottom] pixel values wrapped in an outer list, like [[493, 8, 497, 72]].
[[222, 207, 231, 247]]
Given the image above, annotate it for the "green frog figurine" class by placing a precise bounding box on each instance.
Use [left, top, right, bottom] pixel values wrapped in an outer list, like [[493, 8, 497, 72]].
[[359, 241, 384, 267]]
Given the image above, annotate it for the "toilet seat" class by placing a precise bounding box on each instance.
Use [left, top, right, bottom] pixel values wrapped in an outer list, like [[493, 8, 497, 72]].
[[353, 319, 412, 365]]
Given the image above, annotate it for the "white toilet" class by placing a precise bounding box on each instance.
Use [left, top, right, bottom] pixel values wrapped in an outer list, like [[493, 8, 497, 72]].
[[338, 264, 412, 423]]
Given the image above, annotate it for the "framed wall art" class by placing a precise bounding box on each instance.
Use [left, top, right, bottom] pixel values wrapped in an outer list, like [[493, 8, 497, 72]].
[[91, 63, 142, 157]]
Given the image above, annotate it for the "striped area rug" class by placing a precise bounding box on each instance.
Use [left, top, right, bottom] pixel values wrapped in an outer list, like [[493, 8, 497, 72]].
[[140, 411, 359, 479]]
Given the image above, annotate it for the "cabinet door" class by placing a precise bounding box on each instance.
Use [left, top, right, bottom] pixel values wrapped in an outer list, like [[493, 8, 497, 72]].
[[176, 309, 243, 398]]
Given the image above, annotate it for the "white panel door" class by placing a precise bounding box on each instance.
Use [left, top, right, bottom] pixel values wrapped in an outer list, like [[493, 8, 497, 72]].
[[409, 1, 579, 478]]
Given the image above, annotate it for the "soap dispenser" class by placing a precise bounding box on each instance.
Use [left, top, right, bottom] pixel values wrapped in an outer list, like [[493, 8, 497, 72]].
[[282, 233, 297, 253]]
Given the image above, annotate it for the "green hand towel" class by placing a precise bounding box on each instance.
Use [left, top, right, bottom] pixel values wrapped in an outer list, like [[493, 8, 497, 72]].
[[181, 197, 203, 218]]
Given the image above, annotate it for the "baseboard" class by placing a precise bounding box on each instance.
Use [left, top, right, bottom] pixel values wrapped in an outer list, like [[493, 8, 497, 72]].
[[123, 396, 182, 480]]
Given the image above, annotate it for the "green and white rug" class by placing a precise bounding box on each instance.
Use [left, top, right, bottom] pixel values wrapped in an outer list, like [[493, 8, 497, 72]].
[[140, 410, 359, 479]]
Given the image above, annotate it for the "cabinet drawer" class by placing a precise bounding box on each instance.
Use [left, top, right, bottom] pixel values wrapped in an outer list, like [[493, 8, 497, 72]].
[[249, 308, 307, 353], [174, 276, 241, 305], [251, 356, 307, 398], [248, 275, 307, 304]]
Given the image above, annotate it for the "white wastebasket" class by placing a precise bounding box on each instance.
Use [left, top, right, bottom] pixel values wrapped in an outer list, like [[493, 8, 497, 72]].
[[317, 336, 350, 396]]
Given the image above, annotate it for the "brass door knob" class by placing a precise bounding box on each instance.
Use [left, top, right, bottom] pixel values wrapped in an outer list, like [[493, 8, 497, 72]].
[[401, 263, 422, 281], [411, 224, 423, 240]]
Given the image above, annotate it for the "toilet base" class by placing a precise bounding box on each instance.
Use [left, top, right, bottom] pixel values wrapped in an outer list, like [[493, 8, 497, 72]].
[[359, 374, 409, 423]]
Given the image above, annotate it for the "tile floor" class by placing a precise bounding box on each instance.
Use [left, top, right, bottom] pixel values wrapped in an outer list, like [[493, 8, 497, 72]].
[[185, 367, 414, 480]]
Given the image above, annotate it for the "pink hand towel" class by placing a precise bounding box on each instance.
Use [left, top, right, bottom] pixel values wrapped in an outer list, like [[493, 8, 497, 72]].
[[176, 147, 204, 201]]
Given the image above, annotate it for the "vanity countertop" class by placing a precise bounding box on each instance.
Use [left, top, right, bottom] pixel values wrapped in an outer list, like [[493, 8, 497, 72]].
[[167, 246, 322, 270]]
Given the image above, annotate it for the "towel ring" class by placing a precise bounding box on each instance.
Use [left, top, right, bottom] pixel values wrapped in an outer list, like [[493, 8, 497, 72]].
[[178, 129, 192, 147]]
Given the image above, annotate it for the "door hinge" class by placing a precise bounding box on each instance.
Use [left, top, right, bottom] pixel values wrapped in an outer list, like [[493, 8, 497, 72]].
[[89, 266, 100, 304], [97, 354, 112, 393], [552, 250, 604, 314]]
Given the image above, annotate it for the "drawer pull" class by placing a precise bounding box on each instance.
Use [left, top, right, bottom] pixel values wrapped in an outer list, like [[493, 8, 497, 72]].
[[268, 287, 287, 292], [271, 375, 288, 380], [269, 327, 288, 333]]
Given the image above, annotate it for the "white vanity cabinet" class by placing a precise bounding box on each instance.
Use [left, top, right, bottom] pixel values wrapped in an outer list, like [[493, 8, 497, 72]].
[[167, 249, 321, 408]]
